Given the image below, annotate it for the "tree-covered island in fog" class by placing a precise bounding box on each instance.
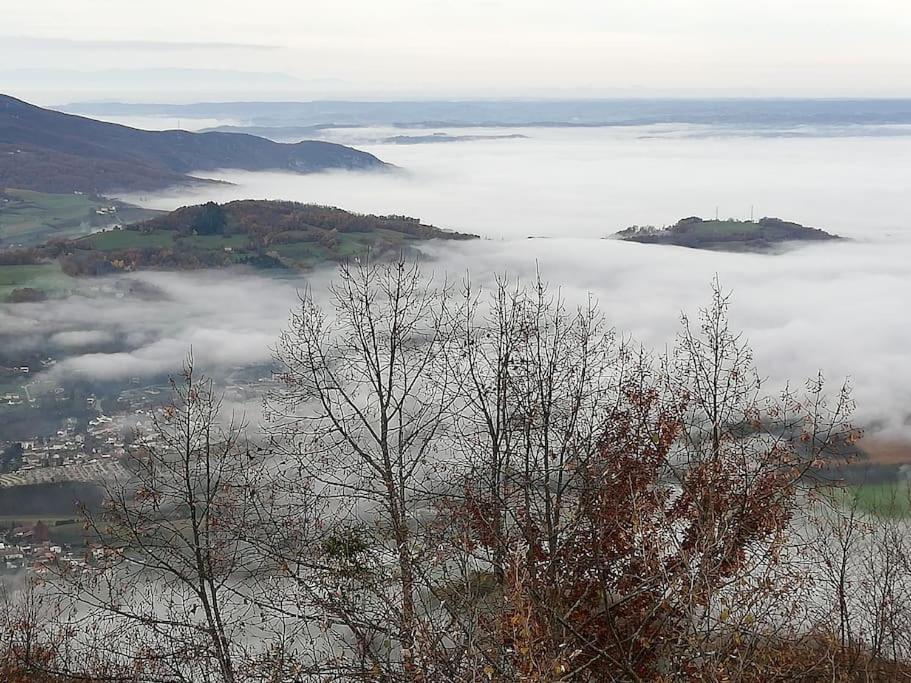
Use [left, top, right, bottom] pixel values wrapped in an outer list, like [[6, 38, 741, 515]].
[[614, 215, 841, 252]]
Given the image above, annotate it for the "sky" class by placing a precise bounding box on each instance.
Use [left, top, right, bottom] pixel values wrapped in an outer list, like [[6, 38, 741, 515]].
[[3, 0, 911, 102]]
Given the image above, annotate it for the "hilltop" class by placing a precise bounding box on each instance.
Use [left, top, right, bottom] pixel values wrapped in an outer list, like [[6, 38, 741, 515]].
[[0, 95, 389, 194], [614, 216, 841, 252], [0, 200, 478, 290]]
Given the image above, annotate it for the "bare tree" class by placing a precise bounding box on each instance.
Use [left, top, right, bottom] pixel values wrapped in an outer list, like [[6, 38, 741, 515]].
[[439, 278, 858, 680], [265, 256, 463, 679], [11, 264, 905, 681], [260, 266, 869, 681], [47, 356, 262, 683]]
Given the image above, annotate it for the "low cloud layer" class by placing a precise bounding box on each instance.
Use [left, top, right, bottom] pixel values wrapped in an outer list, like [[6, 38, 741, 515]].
[[3, 126, 908, 439], [425, 236, 911, 438], [0, 271, 307, 382], [121, 125, 911, 244], [3, 234, 908, 439]]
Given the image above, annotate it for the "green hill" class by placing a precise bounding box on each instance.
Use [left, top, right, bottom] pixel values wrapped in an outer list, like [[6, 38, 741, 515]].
[[614, 216, 841, 252], [0, 200, 478, 292]]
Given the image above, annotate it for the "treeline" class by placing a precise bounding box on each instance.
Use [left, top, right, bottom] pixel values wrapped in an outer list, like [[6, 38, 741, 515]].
[[58, 245, 236, 276], [0, 248, 44, 266], [5, 261, 911, 682], [0, 240, 87, 268]]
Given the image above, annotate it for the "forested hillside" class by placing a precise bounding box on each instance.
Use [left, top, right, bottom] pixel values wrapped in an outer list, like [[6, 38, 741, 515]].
[[0, 200, 478, 286], [0, 95, 389, 193]]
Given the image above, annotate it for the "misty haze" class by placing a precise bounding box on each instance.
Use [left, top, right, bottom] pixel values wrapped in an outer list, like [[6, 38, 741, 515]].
[[86, 123, 911, 439], [3, 2, 911, 681]]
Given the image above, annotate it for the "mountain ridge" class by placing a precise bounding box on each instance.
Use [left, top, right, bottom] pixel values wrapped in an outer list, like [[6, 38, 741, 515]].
[[0, 94, 389, 194]]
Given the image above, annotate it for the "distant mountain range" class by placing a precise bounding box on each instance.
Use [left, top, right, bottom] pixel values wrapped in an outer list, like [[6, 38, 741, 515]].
[[200, 125, 531, 144], [381, 133, 528, 144], [0, 95, 389, 194], [63, 99, 911, 129]]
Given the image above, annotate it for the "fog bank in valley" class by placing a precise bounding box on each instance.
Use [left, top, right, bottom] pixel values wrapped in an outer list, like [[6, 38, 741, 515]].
[[0, 271, 306, 380], [2, 233, 908, 440], [426, 236, 911, 439], [3, 125, 906, 439], [121, 125, 911, 242]]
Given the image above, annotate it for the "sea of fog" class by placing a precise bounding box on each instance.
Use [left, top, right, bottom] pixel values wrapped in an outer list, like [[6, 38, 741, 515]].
[[122, 124, 911, 241], [7, 123, 909, 439]]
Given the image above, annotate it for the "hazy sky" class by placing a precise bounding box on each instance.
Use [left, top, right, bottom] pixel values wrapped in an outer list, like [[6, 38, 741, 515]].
[[3, 0, 911, 102]]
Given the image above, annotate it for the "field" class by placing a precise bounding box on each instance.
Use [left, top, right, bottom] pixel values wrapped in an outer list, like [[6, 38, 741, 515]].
[[831, 438, 911, 517], [79, 224, 425, 270], [0, 189, 100, 247], [271, 230, 416, 267], [0, 188, 161, 248], [78, 228, 179, 250], [82, 230, 250, 253], [0, 262, 73, 299], [181, 233, 251, 249], [273, 241, 331, 267], [840, 482, 911, 518]]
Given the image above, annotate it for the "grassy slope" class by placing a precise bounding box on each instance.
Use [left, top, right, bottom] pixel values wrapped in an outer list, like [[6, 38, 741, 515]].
[[0, 188, 160, 248], [1, 190, 102, 247], [842, 482, 911, 518], [80, 226, 426, 268], [0, 262, 72, 299], [78, 228, 178, 250]]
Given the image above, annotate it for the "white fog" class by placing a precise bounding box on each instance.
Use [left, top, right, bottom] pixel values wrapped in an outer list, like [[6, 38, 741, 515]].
[[120, 125, 911, 241], [3, 123, 909, 437], [84, 124, 908, 439]]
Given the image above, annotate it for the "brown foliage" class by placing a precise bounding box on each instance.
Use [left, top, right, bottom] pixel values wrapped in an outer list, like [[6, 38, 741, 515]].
[[4, 265, 901, 683], [137, 199, 477, 243]]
